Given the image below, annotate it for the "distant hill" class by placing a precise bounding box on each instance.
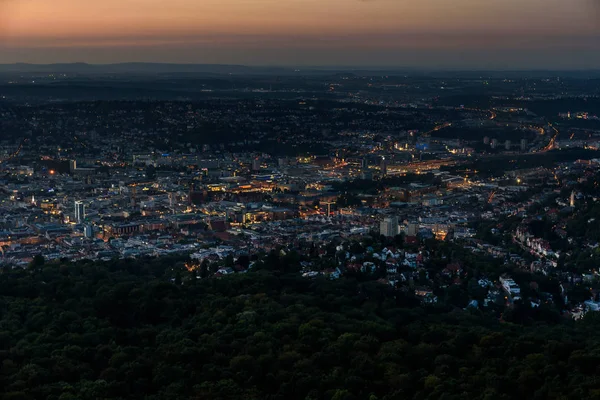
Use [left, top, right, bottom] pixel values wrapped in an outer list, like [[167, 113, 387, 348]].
[[0, 62, 294, 75], [0, 62, 599, 78]]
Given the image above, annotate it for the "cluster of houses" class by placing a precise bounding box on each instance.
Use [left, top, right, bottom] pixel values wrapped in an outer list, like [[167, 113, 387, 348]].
[[499, 275, 521, 300], [514, 225, 558, 262]]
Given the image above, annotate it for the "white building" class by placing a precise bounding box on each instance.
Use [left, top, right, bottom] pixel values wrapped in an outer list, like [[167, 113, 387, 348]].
[[380, 216, 399, 237], [74, 201, 85, 223], [500, 276, 520, 295]]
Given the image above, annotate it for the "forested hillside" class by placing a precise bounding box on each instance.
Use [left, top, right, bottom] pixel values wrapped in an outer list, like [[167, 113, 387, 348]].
[[1, 256, 600, 400]]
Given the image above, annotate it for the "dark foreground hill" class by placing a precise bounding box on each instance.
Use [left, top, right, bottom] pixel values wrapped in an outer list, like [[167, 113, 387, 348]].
[[0, 256, 599, 400]]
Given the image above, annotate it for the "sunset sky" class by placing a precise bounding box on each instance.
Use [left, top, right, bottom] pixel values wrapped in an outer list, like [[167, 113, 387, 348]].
[[1, 0, 599, 68]]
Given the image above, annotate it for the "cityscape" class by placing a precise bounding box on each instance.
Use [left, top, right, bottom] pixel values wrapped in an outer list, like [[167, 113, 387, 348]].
[[2, 0, 600, 398], [2, 69, 600, 322]]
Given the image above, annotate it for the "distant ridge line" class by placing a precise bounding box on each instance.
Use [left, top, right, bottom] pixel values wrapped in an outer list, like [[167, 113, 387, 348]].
[[0, 63, 599, 77]]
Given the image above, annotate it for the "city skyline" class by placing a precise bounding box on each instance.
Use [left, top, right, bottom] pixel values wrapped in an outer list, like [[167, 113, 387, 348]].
[[1, 0, 600, 68]]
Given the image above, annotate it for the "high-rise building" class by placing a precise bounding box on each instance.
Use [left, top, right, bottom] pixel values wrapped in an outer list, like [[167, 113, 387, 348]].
[[278, 157, 289, 168], [570, 191, 575, 208], [380, 216, 399, 237], [131, 186, 137, 207], [69, 160, 77, 173], [84, 225, 93, 238], [74, 201, 85, 223], [252, 158, 261, 172], [490, 139, 498, 149], [520, 139, 528, 152], [322, 201, 336, 216], [380, 157, 388, 177], [406, 223, 419, 237], [361, 158, 368, 171], [505, 140, 511, 150]]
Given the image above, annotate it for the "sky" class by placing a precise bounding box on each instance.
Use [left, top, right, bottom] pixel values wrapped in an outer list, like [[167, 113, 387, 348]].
[[0, 0, 599, 68]]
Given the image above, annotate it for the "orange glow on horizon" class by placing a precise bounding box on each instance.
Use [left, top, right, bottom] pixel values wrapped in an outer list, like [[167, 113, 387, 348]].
[[2, 0, 597, 45], [0, 0, 598, 66]]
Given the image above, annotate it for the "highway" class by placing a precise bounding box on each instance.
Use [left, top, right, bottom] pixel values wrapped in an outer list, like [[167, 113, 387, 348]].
[[422, 122, 452, 136], [541, 124, 560, 152], [0, 138, 27, 164]]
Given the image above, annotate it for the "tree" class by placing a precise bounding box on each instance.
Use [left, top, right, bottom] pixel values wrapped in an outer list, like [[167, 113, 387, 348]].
[[331, 389, 355, 400], [237, 255, 250, 269], [200, 259, 209, 279], [393, 234, 404, 248], [29, 254, 45, 268], [2, 253, 600, 400]]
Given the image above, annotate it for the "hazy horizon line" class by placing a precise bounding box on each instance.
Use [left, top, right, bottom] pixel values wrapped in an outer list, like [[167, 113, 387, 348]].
[[2, 61, 600, 72]]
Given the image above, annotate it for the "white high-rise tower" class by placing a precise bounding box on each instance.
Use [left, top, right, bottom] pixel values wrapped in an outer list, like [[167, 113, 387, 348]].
[[74, 201, 85, 223]]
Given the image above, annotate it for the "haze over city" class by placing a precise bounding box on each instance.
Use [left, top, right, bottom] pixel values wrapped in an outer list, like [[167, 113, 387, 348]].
[[1, 0, 600, 68]]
